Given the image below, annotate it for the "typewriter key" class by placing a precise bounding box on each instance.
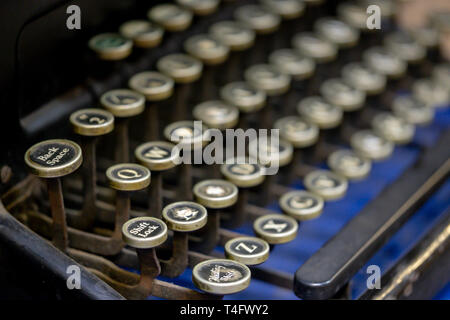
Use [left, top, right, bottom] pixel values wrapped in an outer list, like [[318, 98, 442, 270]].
[[209, 21, 255, 83], [70, 109, 114, 229], [122, 216, 167, 249], [184, 34, 229, 66], [260, 0, 305, 20], [193, 100, 239, 130], [321, 78, 366, 112], [209, 21, 255, 52], [157, 54, 203, 120], [70, 108, 114, 137], [161, 201, 207, 277], [225, 237, 270, 265], [292, 32, 337, 64], [129, 71, 174, 140], [337, 2, 367, 31], [106, 163, 150, 191], [269, 49, 315, 81], [274, 116, 319, 148], [279, 190, 324, 221], [193, 179, 238, 252], [412, 79, 449, 108], [297, 96, 343, 129], [384, 31, 426, 64], [342, 62, 387, 96], [184, 34, 230, 100], [432, 63, 450, 90], [101, 89, 145, 162], [372, 112, 415, 145], [304, 170, 348, 201], [392, 96, 434, 126], [244, 64, 291, 97], [234, 4, 281, 35], [176, 0, 219, 16], [315, 17, 359, 48], [363, 46, 407, 79], [248, 138, 293, 169], [350, 129, 394, 161], [327, 149, 371, 180], [148, 4, 193, 32], [88, 33, 133, 61], [162, 201, 208, 232], [192, 259, 251, 295], [164, 121, 206, 200], [135, 141, 180, 217], [157, 53, 203, 84], [253, 214, 298, 244], [220, 81, 266, 115], [25, 139, 83, 250], [119, 20, 164, 48], [221, 160, 266, 189]]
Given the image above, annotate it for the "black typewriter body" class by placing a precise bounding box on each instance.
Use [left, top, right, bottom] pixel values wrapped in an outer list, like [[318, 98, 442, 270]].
[[0, 0, 449, 301]]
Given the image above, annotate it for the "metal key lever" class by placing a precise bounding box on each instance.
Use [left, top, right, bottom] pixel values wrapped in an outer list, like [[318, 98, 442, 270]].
[[294, 130, 450, 300]]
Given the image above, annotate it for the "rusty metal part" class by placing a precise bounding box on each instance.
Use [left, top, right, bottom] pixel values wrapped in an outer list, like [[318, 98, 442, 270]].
[[47, 178, 68, 252]]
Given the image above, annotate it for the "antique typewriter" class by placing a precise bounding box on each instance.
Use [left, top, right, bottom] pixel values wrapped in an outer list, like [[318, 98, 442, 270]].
[[0, 0, 449, 301]]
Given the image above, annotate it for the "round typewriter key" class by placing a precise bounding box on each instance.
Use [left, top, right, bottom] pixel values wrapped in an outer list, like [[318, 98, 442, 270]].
[[363, 47, 407, 79], [384, 31, 426, 64], [221, 159, 266, 188], [135, 141, 180, 217], [192, 259, 251, 295], [135, 141, 179, 171], [337, 2, 367, 31], [25, 139, 82, 178], [350, 130, 394, 161], [260, 0, 305, 20], [220, 82, 266, 113], [234, 5, 281, 34], [292, 32, 337, 64], [321, 78, 366, 112], [162, 201, 207, 232], [304, 170, 348, 200], [269, 49, 315, 80], [106, 163, 150, 191], [100, 89, 145, 118], [392, 96, 434, 125], [342, 62, 387, 96], [70, 108, 114, 136], [372, 112, 415, 145], [244, 64, 291, 96], [25, 140, 82, 250], [279, 190, 324, 220], [119, 20, 164, 48], [88, 33, 133, 61], [412, 79, 449, 108], [176, 0, 219, 15], [193, 100, 239, 130], [274, 116, 319, 148], [193, 179, 238, 209], [164, 120, 206, 148], [327, 149, 371, 180], [315, 17, 359, 48], [122, 217, 167, 248], [209, 21, 255, 51], [411, 27, 439, 49], [157, 53, 203, 84], [128, 71, 174, 101], [297, 96, 343, 129], [432, 63, 450, 91], [253, 214, 298, 244], [248, 138, 293, 168], [225, 237, 270, 265], [184, 34, 230, 66], [148, 4, 193, 32]]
